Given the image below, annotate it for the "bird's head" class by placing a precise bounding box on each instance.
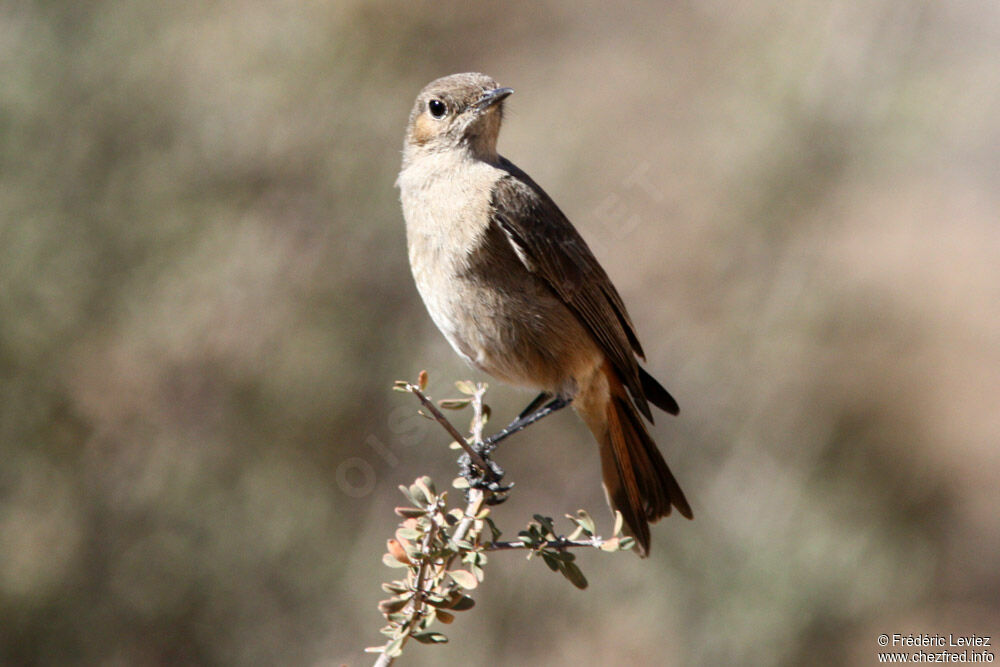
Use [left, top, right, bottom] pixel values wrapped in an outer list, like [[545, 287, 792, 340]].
[[403, 72, 513, 163]]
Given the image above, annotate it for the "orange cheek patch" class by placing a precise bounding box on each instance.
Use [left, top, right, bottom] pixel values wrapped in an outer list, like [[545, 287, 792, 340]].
[[411, 115, 437, 145]]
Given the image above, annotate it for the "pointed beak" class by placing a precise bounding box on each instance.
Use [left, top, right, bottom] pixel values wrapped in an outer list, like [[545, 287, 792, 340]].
[[472, 87, 514, 112]]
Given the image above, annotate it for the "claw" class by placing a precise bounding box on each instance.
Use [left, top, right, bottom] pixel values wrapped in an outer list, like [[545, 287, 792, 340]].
[[458, 448, 512, 504]]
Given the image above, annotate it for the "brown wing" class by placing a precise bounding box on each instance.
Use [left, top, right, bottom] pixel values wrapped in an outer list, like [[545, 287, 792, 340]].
[[489, 158, 678, 420]]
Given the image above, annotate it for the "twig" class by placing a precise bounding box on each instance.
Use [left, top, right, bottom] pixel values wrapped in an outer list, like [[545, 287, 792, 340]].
[[372, 375, 634, 664], [372, 381, 492, 667], [487, 538, 610, 551], [395, 378, 497, 482]]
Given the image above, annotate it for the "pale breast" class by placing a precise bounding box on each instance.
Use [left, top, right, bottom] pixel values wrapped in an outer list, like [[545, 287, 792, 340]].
[[398, 154, 602, 394]]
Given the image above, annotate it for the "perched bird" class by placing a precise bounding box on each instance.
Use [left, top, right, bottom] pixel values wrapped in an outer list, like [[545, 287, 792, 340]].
[[396, 72, 691, 556]]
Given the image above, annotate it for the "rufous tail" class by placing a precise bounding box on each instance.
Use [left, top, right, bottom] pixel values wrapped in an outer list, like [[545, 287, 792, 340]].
[[594, 364, 691, 557]]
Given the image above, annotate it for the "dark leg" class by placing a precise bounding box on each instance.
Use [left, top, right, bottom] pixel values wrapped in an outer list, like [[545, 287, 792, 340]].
[[483, 395, 571, 452], [461, 394, 571, 505], [517, 392, 552, 421]]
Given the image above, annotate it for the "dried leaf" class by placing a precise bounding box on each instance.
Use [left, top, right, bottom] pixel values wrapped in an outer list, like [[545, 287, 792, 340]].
[[386, 539, 413, 565], [417, 370, 429, 391]]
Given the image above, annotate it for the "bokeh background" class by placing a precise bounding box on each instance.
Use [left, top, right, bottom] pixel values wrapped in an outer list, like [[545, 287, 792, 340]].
[[2, 1, 998, 665]]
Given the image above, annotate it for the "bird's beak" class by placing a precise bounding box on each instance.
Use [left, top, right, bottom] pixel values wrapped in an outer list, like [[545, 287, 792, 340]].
[[472, 87, 514, 112]]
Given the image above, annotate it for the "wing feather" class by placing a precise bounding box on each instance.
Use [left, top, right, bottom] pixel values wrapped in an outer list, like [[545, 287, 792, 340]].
[[489, 159, 659, 419]]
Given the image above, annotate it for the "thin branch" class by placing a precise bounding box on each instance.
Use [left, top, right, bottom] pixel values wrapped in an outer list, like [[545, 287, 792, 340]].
[[373, 376, 632, 664], [486, 538, 613, 551], [398, 380, 497, 481], [372, 382, 491, 667]]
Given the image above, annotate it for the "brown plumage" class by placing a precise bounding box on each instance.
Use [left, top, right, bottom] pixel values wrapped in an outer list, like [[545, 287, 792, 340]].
[[398, 73, 691, 556]]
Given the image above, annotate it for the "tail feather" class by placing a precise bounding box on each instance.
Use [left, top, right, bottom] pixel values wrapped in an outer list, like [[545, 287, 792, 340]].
[[598, 367, 691, 557], [639, 366, 680, 416]]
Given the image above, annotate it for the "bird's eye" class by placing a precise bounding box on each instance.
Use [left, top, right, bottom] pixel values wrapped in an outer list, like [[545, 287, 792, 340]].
[[428, 99, 447, 119]]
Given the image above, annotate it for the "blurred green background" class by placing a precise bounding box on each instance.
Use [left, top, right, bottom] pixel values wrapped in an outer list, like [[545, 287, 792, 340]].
[[2, 1, 998, 665]]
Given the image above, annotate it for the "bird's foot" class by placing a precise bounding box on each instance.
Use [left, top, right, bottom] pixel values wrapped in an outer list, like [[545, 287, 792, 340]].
[[458, 449, 512, 505]]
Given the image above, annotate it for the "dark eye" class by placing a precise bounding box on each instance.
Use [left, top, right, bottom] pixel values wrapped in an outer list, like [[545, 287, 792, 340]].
[[428, 99, 447, 119]]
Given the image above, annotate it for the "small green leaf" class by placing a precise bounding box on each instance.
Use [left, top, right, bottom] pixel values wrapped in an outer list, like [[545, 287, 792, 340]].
[[552, 550, 576, 563], [381, 582, 408, 594], [396, 529, 422, 544], [452, 476, 470, 489], [422, 595, 449, 609], [560, 561, 589, 589], [398, 484, 417, 505], [411, 477, 435, 505], [449, 569, 478, 589], [484, 517, 502, 541], [438, 398, 471, 410], [413, 632, 449, 644], [455, 380, 477, 395], [570, 510, 596, 536], [533, 515, 556, 535], [613, 510, 624, 536], [414, 475, 437, 496], [449, 594, 475, 611], [377, 596, 411, 615], [394, 506, 426, 518], [541, 552, 560, 572], [386, 611, 408, 624], [385, 636, 405, 658], [382, 553, 410, 568]]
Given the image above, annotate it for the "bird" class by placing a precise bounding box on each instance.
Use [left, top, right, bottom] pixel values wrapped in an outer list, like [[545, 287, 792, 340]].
[[396, 72, 691, 556]]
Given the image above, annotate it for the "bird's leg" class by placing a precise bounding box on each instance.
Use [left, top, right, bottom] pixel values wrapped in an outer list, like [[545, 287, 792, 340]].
[[482, 394, 572, 454], [517, 392, 554, 421], [460, 393, 570, 504]]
